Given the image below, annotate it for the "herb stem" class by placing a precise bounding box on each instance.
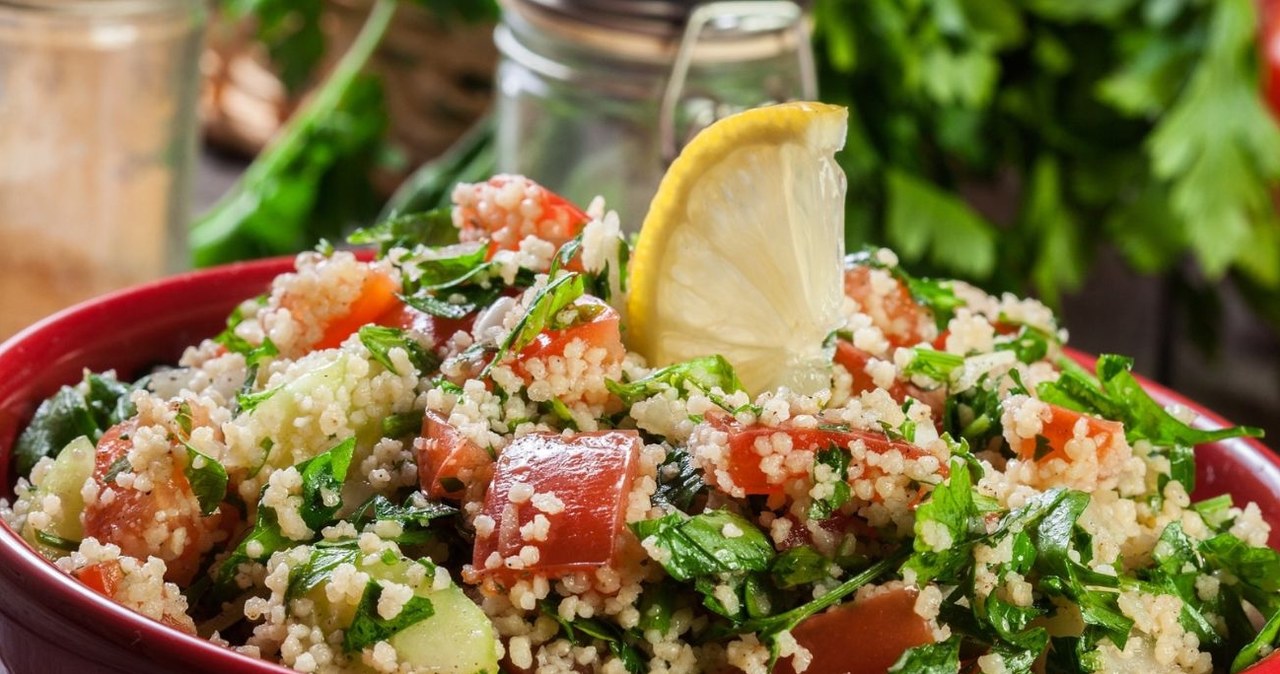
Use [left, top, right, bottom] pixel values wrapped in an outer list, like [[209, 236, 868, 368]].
[[738, 548, 908, 635], [191, 0, 399, 261]]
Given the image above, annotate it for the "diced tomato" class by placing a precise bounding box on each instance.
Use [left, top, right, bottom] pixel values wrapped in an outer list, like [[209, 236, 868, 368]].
[[713, 419, 941, 499], [375, 300, 477, 347], [454, 175, 590, 258], [775, 586, 935, 674], [514, 295, 624, 371], [833, 340, 907, 400], [417, 411, 495, 501], [472, 431, 640, 582], [843, 264, 932, 348], [81, 421, 220, 585], [75, 560, 125, 598], [1013, 403, 1126, 465], [314, 270, 401, 350]]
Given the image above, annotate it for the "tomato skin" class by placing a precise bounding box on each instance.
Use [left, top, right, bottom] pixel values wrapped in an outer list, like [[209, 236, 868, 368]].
[[714, 420, 940, 498], [774, 586, 935, 674], [314, 271, 401, 350], [81, 422, 220, 585], [843, 264, 932, 348], [417, 411, 495, 501], [834, 340, 907, 399], [375, 300, 477, 347], [455, 175, 591, 258], [75, 560, 125, 597], [472, 431, 640, 582], [515, 295, 624, 369], [1013, 403, 1125, 465]]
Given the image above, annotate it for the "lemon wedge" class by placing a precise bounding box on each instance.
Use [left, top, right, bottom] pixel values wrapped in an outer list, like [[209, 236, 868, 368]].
[[626, 102, 848, 396]]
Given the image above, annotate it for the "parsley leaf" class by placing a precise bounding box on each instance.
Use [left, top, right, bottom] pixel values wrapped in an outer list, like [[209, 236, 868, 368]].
[[903, 348, 965, 383], [631, 510, 773, 582], [1038, 354, 1263, 446], [484, 273, 586, 374], [348, 493, 457, 545], [343, 581, 435, 654], [14, 371, 137, 478], [182, 442, 229, 517], [808, 446, 852, 519], [297, 437, 357, 531], [347, 208, 459, 255], [606, 355, 745, 406], [358, 325, 440, 375], [888, 635, 962, 673]]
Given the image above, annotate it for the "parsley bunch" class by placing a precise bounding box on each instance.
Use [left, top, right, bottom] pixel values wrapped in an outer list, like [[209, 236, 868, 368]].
[[813, 0, 1280, 325]]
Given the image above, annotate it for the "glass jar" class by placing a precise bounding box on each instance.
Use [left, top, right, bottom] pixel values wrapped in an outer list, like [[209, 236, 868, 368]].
[[0, 0, 205, 338], [494, 0, 815, 230]]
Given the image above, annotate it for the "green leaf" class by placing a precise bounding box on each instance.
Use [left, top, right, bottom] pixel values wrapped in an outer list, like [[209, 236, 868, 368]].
[[539, 600, 646, 674], [34, 529, 80, 552], [770, 546, 833, 589], [884, 170, 998, 280], [485, 273, 586, 374], [348, 493, 457, 545], [15, 371, 136, 478], [1233, 607, 1280, 673], [651, 447, 706, 511], [1147, 0, 1280, 278], [902, 348, 965, 383], [631, 510, 773, 582], [236, 385, 281, 414], [1038, 355, 1263, 447], [347, 208, 459, 256], [287, 541, 360, 600], [808, 446, 853, 520], [183, 442, 229, 517], [1021, 157, 1087, 307], [382, 411, 426, 438], [888, 635, 962, 673], [297, 437, 357, 531], [904, 456, 981, 584], [606, 355, 745, 406], [191, 0, 397, 267], [343, 581, 435, 654], [358, 325, 440, 375]]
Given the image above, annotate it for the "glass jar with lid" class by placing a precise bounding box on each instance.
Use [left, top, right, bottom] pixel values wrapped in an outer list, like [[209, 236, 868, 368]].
[[493, 0, 815, 230], [0, 0, 205, 338]]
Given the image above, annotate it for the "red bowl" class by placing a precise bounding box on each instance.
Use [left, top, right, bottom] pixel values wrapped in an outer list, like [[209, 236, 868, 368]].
[[0, 257, 1276, 673]]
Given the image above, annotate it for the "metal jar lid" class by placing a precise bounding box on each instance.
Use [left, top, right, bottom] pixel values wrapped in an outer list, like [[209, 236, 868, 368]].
[[500, 0, 809, 66]]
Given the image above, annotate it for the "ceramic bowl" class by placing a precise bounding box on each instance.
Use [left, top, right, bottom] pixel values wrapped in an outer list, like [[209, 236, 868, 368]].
[[0, 257, 1275, 673]]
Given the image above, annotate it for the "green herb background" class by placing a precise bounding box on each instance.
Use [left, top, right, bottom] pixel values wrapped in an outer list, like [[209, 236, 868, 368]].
[[195, 0, 1280, 335]]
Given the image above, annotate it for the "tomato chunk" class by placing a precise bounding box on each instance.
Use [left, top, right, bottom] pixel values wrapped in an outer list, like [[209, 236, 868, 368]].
[[515, 295, 624, 368], [376, 301, 477, 347], [712, 419, 940, 498], [1013, 403, 1126, 465], [775, 586, 935, 674], [472, 431, 640, 582], [75, 560, 125, 598], [844, 264, 932, 348], [82, 421, 220, 585], [315, 270, 401, 350], [833, 341, 907, 399], [454, 175, 590, 258], [417, 411, 495, 501]]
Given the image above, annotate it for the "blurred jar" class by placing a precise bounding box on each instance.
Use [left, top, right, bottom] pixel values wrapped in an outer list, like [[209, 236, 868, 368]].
[[494, 0, 814, 230], [0, 0, 205, 338]]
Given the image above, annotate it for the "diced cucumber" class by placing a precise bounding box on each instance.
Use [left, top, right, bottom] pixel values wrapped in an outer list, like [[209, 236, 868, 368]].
[[389, 584, 499, 674], [21, 435, 95, 559]]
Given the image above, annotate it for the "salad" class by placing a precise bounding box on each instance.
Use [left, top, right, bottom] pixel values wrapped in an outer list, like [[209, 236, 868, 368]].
[[2, 103, 1276, 674]]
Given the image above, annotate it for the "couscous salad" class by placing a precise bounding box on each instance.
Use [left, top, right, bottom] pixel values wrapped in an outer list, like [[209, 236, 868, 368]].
[[2, 103, 1276, 674]]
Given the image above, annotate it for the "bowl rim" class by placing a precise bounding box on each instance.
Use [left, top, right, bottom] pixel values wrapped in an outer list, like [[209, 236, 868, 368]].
[[0, 256, 1275, 672]]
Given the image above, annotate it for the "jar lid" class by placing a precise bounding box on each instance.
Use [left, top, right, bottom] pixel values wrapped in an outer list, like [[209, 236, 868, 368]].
[[516, 0, 696, 38], [503, 0, 806, 65]]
